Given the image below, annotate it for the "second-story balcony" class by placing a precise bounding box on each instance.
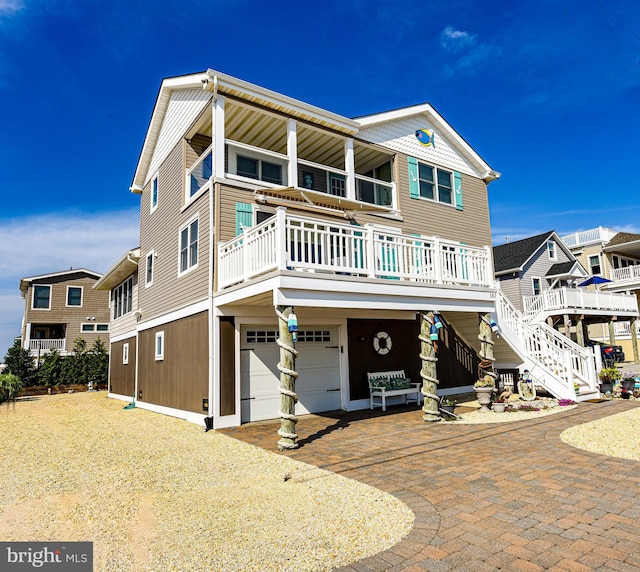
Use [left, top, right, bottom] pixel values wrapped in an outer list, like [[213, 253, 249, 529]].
[[218, 208, 493, 290], [523, 287, 639, 322], [611, 264, 640, 286]]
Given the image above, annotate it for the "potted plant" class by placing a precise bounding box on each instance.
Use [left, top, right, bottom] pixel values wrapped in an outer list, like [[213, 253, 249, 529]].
[[622, 376, 636, 392], [474, 376, 495, 413], [599, 367, 621, 394], [440, 397, 456, 415], [492, 394, 507, 413], [621, 388, 632, 400]]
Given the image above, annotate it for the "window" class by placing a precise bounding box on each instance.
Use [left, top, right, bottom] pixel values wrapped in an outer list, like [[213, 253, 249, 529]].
[[547, 241, 557, 260], [96, 324, 109, 332], [32, 285, 51, 309], [532, 277, 541, 296], [235, 154, 283, 185], [329, 174, 346, 197], [146, 251, 154, 287], [81, 323, 108, 333], [588, 255, 601, 275], [123, 343, 129, 365], [113, 276, 133, 319], [418, 162, 453, 205], [179, 217, 199, 274], [67, 286, 83, 307], [155, 331, 164, 361], [151, 175, 158, 211]]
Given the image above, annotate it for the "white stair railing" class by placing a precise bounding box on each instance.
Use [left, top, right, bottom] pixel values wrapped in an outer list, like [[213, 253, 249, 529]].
[[495, 288, 599, 399]]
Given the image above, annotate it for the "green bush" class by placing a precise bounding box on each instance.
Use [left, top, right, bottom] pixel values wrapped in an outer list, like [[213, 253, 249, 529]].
[[3, 341, 36, 386], [0, 373, 24, 404], [37, 349, 63, 388]]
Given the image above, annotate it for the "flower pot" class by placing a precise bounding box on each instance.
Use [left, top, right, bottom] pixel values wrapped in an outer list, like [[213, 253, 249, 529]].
[[492, 402, 506, 413], [441, 404, 455, 415], [474, 386, 494, 412], [622, 379, 636, 391], [621, 392, 631, 400], [600, 383, 613, 394]]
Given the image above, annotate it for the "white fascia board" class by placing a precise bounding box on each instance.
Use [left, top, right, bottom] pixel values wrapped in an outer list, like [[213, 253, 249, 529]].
[[20, 268, 102, 293], [136, 298, 209, 332], [109, 330, 137, 344], [207, 69, 360, 133], [93, 248, 140, 290], [357, 102, 500, 181]]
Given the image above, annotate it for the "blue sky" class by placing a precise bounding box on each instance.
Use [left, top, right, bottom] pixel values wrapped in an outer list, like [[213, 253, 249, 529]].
[[1, 0, 639, 356]]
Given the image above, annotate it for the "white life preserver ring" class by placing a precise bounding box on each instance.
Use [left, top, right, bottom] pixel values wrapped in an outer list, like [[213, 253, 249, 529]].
[[373, 331, 392, 355]]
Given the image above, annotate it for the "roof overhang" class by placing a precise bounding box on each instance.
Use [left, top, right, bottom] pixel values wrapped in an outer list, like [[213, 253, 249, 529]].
[[19, 268, 102, 295], [93, 248, 140, 291], [546, 262, 589, 281], [603, 238, 640, 258], [253, 187, 393, 218]]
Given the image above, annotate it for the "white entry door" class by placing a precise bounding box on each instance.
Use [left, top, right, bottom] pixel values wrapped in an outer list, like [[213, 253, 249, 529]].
[[240, 326, 341, 422]]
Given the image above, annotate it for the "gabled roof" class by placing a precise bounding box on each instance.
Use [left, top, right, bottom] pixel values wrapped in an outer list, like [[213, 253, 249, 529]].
[[19, 268, 102, 295], [493, 231, 576, 276], [357, 103, 500, 182], [546, 262, 576, 276], [546, 261, 588, 280]]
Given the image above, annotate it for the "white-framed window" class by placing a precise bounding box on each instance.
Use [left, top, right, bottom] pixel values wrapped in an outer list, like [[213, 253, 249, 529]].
[[146, 251, 155, 287], [66, 286, 83, 307], [32, 284, 51, 310], [179, 216, 199, 275], [532, 277, 541, 296], [547, 241, 557, 260], [123, 343, 129, 365], [81, 323, 110, 333], [588, 254, 601, 275], [228, 146, 287, 187], [113, 276, 133, 319], [417, 161, 453, 205], [150, 174, 159, 212], [155, 331, 164, 361], [612, 254, 638, 269]]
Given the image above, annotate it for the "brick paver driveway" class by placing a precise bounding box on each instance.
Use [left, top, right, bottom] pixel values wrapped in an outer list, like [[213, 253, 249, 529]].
[[221, 400, 640, 571]]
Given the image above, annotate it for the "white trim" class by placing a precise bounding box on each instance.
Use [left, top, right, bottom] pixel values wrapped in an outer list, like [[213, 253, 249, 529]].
[[177, 213, 200, 277], [155, 331, 164, 361], [123, 342, 129, 365], [145, 250, 155, 288], [137, 299, 209, 332], [150, 173, 159, 213], [31, 284, 51, 310], [66, 285, 83, 307], [531, 276, 542, 296], [547, 240, 558, 261], [133, 399, 207, 426]]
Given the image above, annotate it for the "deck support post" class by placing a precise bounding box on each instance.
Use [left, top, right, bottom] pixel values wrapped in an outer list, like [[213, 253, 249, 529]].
[[608, 320, 616, 345], [631, 317, 639, 364], [420, 311, 441, 422], [276, 305, 299, 450], [478, 312, 497, 388], [576, 315, 585, 347]]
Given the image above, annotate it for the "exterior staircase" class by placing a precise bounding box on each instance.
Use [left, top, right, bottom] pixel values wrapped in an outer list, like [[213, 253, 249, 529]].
[[494, 288, 600, 401]]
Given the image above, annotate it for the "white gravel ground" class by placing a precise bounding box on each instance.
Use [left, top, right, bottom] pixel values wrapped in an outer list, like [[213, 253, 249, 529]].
[[0, 392, 413, 572]]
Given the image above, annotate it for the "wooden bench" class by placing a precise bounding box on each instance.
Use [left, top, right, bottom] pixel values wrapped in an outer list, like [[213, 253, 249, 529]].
[[367, 370, 422, 411]]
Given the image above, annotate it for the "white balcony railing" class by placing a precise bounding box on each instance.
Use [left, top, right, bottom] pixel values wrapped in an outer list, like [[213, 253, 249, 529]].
[[523, 287, 639, 322], [612, 265, 640, 284], [29, 339, 66, 352], [218, 209, 493, 289], [560, 226, 616, 248]]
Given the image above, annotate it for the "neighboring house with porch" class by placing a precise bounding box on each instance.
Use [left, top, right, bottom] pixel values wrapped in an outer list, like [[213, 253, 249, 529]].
[[561, 228, 640, 362], [98, 69, 617, 435], [19, 269, 110, 362]]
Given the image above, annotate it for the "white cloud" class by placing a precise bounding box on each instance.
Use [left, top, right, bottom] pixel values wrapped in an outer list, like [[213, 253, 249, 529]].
[[0, 208, 139, 357], [440, 25, 477, 53], [0, 0, 24, 15]]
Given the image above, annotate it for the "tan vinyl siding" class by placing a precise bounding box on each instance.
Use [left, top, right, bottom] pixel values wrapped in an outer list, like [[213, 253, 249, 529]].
[[395, 153, 492, 247], [137, 311, 209, 414], [24, 274, 110, 353], [138, 140, 210, 322], [109, 336, 136, 397]]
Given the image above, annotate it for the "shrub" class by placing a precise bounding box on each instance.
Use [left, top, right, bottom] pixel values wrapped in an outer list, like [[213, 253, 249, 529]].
[[0, 373, 24, 404], [3, 341, 36, 386]]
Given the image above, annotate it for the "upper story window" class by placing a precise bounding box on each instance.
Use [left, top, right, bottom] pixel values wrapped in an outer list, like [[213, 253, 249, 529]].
[[32, 285, 51, 309], [150, 175, 159, 212], [418, 163, 452, 205], [547, 241, 557, 260], [82, 323, 109, 332], [146, 251, 155, 287], [589, 254, 601, 275], [612, 254, 638, 269], [179, 217, 199, 274], [237, 154, 283, 185], [532, 277, 541, 296], [113, 276, 133, 319], [67, 286, 83, 307]]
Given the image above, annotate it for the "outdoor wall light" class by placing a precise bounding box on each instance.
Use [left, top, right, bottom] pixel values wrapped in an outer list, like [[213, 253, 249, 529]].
[[202, 398, 209, 412]]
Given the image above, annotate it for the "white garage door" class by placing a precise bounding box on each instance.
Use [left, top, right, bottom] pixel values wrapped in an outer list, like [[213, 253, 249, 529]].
[[240, 326, 341, 422]]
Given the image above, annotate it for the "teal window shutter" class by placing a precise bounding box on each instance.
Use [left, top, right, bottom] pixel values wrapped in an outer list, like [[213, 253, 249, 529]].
[[235, 202, 253, 235], [408, 157, 419, 199], [454, 171, 463, 211]]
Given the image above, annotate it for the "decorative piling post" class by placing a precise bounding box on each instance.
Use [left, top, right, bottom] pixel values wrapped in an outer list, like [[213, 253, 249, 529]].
[[276, 305, 299, 450], [478, 312, 497, 388], [420, 311, 441, 422]]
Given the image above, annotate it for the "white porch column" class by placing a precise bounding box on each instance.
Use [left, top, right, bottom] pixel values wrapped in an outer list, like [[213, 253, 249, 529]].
[[345, 138, 356, 200], [213, 95, 225, 177], [287, 119, 297, 188], [275, 207, 288, 271]]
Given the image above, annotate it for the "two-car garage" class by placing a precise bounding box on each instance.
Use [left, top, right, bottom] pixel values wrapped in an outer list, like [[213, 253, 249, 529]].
[[240, 325, 342, 422]]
